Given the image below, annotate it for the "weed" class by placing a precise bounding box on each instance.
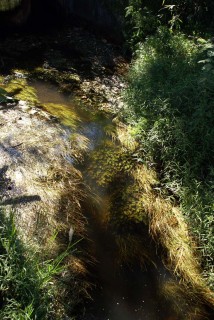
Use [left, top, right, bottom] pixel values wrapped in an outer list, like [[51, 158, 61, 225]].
[[0, 209, 72, 319]]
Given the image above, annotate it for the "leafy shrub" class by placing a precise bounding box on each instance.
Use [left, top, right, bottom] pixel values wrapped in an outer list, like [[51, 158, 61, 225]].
[[162, 0, 214, 31], [124, 0, 162, 49], [123, 27, 214, 287]]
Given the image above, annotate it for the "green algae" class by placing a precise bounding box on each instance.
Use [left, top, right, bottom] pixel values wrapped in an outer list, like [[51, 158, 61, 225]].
[[2, 78, 38, 105], [88, 140, 134, 186], [115, 183, 147, 223], [87, 139, 148, 223], [40, 103, 80, 129]]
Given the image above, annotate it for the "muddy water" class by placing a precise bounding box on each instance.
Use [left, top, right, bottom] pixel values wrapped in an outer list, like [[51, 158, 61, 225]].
[[33, 80, 188, 320]]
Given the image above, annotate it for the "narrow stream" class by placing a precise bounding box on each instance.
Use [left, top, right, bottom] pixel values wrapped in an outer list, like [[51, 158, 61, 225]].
[[33, 80, 193, 320]]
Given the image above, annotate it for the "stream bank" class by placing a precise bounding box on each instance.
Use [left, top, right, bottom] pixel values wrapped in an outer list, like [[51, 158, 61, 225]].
[[0, 26, 214, 319]]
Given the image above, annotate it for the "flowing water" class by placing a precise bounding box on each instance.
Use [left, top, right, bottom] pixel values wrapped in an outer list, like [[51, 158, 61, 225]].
[[33, 80, 196, 320]]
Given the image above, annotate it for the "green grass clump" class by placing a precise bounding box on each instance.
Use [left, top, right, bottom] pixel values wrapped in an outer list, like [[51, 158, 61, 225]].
[[0, 209, 69, 319], [123, 27, 214, 288]]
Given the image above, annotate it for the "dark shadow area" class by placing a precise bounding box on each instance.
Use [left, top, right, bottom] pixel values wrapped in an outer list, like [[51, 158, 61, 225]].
[[75, 187, 185, 320], [0, 143, 22, 160], [0, 194, 41, 206], [0, 24, 125, 87], [0, 165, 41, 206], [0, 165, 15, 196]]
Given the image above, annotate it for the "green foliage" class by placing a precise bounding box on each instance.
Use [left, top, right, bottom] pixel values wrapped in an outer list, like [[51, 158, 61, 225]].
[[122, 0, 214, 51], [162, 0, 214, 32], [0, 210, 69, 319], [123, 28, 214, 287], [125, 0, 161, 49]]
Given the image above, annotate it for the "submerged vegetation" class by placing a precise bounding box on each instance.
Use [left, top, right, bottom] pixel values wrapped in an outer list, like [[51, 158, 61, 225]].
[[0, 76, 38, 105], [87, 121, 214, 314]]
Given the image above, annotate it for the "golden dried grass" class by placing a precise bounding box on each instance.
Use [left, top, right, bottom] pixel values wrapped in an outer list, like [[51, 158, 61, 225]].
[[115, 125, 214, 310]]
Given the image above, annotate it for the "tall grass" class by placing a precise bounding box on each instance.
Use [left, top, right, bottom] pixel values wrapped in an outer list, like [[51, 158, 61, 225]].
[[0, 209, 70, 319], [123, 27, 214, 288]]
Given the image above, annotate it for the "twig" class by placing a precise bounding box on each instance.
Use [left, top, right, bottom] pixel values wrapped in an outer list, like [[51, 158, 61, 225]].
[[11, 143, 23, 148]]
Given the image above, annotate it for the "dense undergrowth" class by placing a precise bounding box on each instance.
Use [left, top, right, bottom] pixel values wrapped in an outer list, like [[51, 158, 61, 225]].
[[123, 27, 214, 288]]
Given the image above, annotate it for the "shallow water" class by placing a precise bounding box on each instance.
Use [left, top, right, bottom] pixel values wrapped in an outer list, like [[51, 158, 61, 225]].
[[32, 80, 193, 320], [32, 80, 109, 148]]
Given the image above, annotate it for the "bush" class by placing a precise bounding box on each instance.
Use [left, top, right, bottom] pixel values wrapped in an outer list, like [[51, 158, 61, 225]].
[[123, 27, 214, 287]]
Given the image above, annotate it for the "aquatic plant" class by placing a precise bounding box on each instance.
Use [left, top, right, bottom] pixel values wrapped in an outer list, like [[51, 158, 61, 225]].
[[87, 139, 134, 187], [160, 280, 209, 320], [2, 77, 38, 105], [40, 103, 80, 130], [115, 233, 153, 267]]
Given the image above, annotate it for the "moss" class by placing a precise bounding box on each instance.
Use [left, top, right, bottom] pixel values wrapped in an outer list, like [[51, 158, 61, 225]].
[[3, 78, 39, 105], [40, 103, 80, 129]]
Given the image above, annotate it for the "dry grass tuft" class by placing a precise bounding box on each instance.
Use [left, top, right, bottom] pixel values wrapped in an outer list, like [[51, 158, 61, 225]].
[[70, 133, 90, 161], [161, 280, 209, 320], [114, 126, 214, 311]]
